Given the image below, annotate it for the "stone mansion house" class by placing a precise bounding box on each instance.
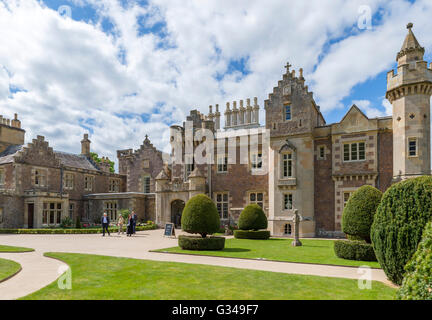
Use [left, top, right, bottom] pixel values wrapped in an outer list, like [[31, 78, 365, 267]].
[[0, 24, 431, 237]]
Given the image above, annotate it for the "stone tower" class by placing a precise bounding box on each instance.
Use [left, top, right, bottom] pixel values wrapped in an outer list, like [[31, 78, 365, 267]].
[[386, 23, 432, 181]]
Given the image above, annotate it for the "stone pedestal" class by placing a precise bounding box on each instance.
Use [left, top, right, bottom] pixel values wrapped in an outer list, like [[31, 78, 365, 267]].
[[291, 209, 302, 247]]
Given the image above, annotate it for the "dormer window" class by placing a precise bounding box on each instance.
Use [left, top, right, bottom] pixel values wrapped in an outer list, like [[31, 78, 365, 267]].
[[285, 105, 292, 121]]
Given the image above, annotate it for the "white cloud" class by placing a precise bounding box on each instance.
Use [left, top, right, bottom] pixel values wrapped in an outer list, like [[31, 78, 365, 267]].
[[0, 0, 431, 171]]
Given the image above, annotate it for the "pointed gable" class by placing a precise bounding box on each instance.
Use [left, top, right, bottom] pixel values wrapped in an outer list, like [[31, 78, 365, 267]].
[[333, 105, 377, 134]]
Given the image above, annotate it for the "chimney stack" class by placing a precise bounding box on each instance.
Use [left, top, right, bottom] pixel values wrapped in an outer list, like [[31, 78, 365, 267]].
[[81, 134, 91, 156]]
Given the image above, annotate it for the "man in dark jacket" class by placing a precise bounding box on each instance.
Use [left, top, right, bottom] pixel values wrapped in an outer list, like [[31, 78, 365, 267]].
[[132, 211, 138, 234], [101, 212, 110, 236]]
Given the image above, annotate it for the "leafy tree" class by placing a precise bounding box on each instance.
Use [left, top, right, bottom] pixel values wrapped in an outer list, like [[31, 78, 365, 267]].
[[90, 152, 115, 173]]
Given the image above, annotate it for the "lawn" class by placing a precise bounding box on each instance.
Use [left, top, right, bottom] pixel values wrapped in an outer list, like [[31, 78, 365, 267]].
[[153, 238, 381, 268], [0, 258, 21, 282], [23, 252, 395, 300], [0, 245, 35, 253]]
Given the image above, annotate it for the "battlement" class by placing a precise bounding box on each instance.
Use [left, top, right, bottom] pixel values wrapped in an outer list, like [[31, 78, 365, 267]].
[[387, 60, 432, 92], [0, 113, 22, 130]]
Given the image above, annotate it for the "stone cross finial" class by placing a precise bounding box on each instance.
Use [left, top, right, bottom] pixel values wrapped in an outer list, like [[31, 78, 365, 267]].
[[285, 62, 292, 73]]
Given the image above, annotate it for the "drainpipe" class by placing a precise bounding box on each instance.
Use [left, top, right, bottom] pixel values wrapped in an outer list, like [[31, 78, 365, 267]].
[[208, 163, 212, 199], [60, 166, 64, 199]]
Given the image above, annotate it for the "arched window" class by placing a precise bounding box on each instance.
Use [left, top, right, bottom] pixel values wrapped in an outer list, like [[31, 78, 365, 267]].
[[284, 224, 292, 235]]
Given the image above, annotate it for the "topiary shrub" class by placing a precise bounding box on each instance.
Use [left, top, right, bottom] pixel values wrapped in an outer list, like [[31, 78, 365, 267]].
[[75, 216, 81, 229], [334, 240, 377, 261], [397, 221, 432, 300], [238, 204, 268, 231], [181, 194, 220, 238], [178, 235, 225, 251], [371, 176, 432, 285], [342, 185, 382, 243], [234, 230, 270, 240]]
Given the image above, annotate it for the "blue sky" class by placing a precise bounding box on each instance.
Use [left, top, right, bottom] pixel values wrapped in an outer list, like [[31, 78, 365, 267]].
[[1, 0, 432, 164]]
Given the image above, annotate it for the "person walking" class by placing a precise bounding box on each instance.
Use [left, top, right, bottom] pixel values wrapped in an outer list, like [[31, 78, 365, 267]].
[[126, 214, 133, 237], [132, 211, 138, 234], [117, 214, 124, 235], [101, 212, 110, 236]]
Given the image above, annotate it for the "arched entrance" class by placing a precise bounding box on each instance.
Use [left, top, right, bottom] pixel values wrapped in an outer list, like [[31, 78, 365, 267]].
[[171, 200, 185, 228]]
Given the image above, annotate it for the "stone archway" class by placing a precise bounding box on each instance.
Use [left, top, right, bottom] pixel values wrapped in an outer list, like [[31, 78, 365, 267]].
[[171, 200, 185, 228]]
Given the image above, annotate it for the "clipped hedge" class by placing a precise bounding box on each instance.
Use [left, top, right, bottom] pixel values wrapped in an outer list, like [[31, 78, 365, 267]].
[[334, 240, 377, 262], [371, 176, 432, 285], [234, 230, 270, 240], [0, 224, 157, 234], [178, 235, 225, 250], [397, 221, 432, 300], [342, 185, 382, 243], [238, 204, 268, 231], [181, 194, 220, 238]]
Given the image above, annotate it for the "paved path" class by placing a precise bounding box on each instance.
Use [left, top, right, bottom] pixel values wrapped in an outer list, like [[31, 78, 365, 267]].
[[0, 230, 395, 299]]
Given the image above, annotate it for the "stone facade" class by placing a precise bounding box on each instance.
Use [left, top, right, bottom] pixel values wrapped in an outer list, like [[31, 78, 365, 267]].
[[1, 24, 430, 238]]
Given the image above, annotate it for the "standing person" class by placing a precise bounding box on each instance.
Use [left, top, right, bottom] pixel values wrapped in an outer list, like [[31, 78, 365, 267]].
[[132, 211, 138, 234], [117, 214, 124, 235], [126, 214, 133, 237], [101, 212, 110, 237]]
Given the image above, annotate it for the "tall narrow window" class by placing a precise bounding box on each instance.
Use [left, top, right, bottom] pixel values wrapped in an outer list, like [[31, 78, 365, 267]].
[[284, 194, 293, 210], [251, 153, 263, 171], [185, 155, 194, 180], [408, 138, 418, 157], [143, 175, 151, 193], [0, 169, 4, 186], [284, 224, 292, 235], [34, 169, 47, 187], [285, 105, 292, 121], [84, 175, 94, 191], [217, 156, 228, 173], [215, 193, 229, 219], [319, 146, 325, 160], [69, 203, 74, 220], [282, 153, 293, 178], [105, 201, 118, 221], [250, 192, 264, 208], [64, 173, 74, 190], [343, 192, 353, 208], [109, 179, 120, 192]]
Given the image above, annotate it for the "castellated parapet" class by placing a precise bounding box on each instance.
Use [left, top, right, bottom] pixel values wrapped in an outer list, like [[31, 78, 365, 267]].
[[0, 113, 25, 153]]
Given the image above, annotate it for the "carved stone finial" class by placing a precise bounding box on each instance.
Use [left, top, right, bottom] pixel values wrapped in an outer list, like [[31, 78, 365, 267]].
[[407, 22, 413, 29], [285, 62, 292, 73]]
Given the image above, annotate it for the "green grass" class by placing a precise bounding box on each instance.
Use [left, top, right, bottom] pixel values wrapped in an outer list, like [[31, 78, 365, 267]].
[[154, 238, 381, 268], [0, 245, 34, 253], [23, 252, 395, 300], [0, 258, 21, 282]]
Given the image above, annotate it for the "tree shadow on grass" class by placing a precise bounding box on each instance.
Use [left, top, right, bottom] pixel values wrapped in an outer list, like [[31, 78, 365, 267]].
[[222, 248, 251, 253]]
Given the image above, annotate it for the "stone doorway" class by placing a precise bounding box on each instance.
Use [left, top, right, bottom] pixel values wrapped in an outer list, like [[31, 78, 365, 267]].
[[171, 200, 185, 228]]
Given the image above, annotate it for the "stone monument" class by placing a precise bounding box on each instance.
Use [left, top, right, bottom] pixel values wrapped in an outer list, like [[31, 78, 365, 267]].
[[291, 209, 302, 247]]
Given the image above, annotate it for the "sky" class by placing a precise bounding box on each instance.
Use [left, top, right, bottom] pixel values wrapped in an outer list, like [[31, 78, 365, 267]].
[[0, 0, 431, 171]]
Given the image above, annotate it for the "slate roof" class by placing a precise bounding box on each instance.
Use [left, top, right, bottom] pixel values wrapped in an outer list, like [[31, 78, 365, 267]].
[[0, 145, 24, 164], [54, 151, 99, 171], [0, 144, 99, 171]]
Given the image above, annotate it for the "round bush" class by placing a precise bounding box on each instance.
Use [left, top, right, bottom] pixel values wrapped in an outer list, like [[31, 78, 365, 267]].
[[342, 185, 382, 243], [181, 194, 220, 238], [238, 204, 268, 231], [397, 221, 432, 300], [371, 176, 432, 285], [178, 235, 225, 250], [334, 240, 377, 261], [234, 230, 270, 240]]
